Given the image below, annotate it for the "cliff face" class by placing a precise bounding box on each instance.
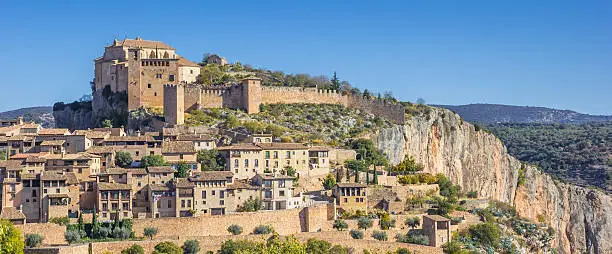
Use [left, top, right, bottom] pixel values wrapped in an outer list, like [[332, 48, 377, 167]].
[[373, 107, 612, 253]]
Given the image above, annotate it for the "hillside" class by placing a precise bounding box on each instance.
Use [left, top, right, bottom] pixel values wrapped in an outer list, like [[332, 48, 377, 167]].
[[488, 122, 612, 192], [0, 106, 54, 127], [435, 103, 612, 124]]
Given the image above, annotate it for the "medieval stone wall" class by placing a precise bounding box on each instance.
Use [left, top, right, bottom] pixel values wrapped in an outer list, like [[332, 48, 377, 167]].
[[260, 86, 348, 106]]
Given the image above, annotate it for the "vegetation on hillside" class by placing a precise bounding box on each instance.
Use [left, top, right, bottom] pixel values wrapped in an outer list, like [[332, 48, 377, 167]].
[[489, 122, 612, 191], [185, 104, 392, 146]]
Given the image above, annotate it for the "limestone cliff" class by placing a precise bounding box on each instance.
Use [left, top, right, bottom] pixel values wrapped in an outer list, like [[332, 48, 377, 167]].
[[373, 107, 612, 253]]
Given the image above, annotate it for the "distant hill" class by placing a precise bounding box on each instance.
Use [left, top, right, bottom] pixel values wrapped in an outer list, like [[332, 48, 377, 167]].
[[0, 106, 54, 128], [434, 103, 612, 124]]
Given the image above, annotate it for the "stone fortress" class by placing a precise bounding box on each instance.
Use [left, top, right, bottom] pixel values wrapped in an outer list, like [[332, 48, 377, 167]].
[[93, 37, 405, 127]]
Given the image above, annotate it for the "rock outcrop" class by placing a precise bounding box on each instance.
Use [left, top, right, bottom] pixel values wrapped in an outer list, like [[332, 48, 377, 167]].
[[373, 107, 612, 253]]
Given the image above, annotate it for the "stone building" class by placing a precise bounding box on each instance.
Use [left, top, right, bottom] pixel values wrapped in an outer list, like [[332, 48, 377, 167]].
[[332, 183, 368, 213], [422, 215, 451, 247], [252, 174, 299, 210]]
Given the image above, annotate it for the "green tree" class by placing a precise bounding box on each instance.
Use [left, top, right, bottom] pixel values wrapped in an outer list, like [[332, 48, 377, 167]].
[[197, 64, 225, 85], [0, 150, 7, 160], [333, 219, 348, 231], [101, 119, 113, 128], [25, 233, 44, 248], [372, 230, 388, 241], [468, 223, 501, 248], [140, 155, 167, 168], [115, 151, 133, 168], [175, 161, 189, 178], [330, 72, 340, 90], [152, 241, 182, 254], [182, 240, 201, 254], [322, 174, 336, 190], [345, 159, 367, 182], [357, 217, 373, 230], [227, 224, 243, 235], [393, 156, 424, 175], [121, 244, 145, 254], [64, 230, 81, 244], [196, 149, 225, 171], [0, 219, 24, 253], [238, 197, 262, 212], [143, 227, 158, 240], [379, 213, 396, 230], [442, 241, 469, 254]]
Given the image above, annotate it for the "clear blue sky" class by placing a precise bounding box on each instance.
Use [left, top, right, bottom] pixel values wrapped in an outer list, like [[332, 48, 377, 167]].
[[1, 1, 611, 115]]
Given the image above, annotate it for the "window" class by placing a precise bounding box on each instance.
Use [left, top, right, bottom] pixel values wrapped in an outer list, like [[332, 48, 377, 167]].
[[156, 73, 163, 79], [265, 190, 272, 199], [244, 159, 248, 167], [234, 159, 239, 167], [112, 203, 118, 210], [187, 200, 191, 207], [254, 159, 259, 167], [56, 188, 60, 193], [123, 202, 129, 210], [265, 151, 270, 158], [356, 198, 359, 202], [220, 200, 224, 205], [273, 151, 278, 159], [138, 182, 141, 187], [135, 151, 139, 156], [220, 191, 224, 198], [169, 75, 175, 82], [148, 84, 152, 88], [179, 154, 184, 159], [279, 190, 285, 197], [181, 200, 185, 208], [167, 200, 172, 208], [212, 190, 216, 196], [202, 190, 206, 198], [344, 198, 348, 202], [124, 212, 128, 217], [190, 70, 194, 74], [154, 92, 157, 96]]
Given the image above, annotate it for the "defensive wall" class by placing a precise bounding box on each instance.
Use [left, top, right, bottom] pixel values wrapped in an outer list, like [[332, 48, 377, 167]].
[[180, 82, 406, 124]]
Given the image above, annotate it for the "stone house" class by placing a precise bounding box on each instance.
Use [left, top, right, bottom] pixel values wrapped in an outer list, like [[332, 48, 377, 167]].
[[162, 141, 199, 171], [189, 171, 234, 216], [176, 134, 216, 151], [422, 215, 451, 247], [39, 171, 79, 222], [252, 174, 299, 210], [332, 183, 368, 214]]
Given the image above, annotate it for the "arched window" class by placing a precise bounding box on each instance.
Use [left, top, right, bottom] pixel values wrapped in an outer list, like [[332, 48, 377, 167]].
[[149, 51, 156, 58], [163, 52, 169, 58]]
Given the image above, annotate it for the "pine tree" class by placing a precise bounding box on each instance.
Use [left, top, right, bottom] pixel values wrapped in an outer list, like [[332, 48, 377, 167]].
[[331, 72, 340, 90]]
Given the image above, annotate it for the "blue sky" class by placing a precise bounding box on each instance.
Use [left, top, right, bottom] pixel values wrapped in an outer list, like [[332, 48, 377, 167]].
[[1, 1, 611, 115]]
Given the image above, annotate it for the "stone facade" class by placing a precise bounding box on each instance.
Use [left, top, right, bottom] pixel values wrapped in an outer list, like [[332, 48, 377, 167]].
[[163, 84, 185, 126]]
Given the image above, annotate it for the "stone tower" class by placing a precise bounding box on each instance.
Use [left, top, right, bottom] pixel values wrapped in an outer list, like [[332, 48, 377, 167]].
[[242, 77, 262, 114], [163, 84, 184, 126]]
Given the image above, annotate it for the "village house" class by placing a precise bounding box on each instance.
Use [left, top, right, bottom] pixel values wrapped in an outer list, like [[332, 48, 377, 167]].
[[252, 174, 300, 210], [332, 182, 368, 214], [422, 215, 452, 247]]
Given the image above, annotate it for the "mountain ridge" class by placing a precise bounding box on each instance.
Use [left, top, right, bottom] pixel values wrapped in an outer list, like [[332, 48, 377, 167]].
[[434, 103, 612, 124]]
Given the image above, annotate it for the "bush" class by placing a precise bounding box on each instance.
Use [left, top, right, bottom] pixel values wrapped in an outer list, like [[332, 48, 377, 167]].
[[322, 173, 336, 190], [182, 240, 201, 254], [113, 226, 131, 239], [357, 217, 373, 230], [153, 241, 182, 254], [350, 229, 364, 239], [25, 233, 44, 248], [466, 191, 478, 199], [372, 230, 388, 241], [253, 225, 273, 235], [379, 213, 396, 230], [121, 244, 145, 254], [397, 231, 429, 245], [95, 226, 111, 238], [49, 217, 70, 226], [467, 223, 501, 248], [115, 151, 133, 168], [333, 219, 349, 231], [238, 197, 262, 212], [64, 230, 81, 244], [143, 227, 158, 240], [404, 216, 420, 229], [227, 224, 243, 235]]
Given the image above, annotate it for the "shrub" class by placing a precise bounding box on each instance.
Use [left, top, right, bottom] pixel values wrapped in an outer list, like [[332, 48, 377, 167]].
[[238, 197, 262, 212], [253, 225, 273, 235], [25, 233, 44, 248], [95, 226, 111, 238], [404, 216, 420, 229], [115, 151, 133, 168], [357, 217, 373, 230], [333, 219, 349, 231], [64, 230, 81, 244], [113, 226, 131, 239], [466, 191, 478, 199], [305, 238, 331, 253], [397, 232, 429, 245], [143, 227, 158, 240], [121, 244, 145, 254], [182, 240, 201, 254], [468, 223, 501, 248], [372, 230, 388, 241], [350, 229, 364, 239], [49, 217, 70, 226], [227, 224, 243, 235], [322, 173, 336, 190], [153, 241, 182, 254], [379, 213, 396, 230]]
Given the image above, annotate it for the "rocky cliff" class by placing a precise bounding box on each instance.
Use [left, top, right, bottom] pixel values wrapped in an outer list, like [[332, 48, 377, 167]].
[[373, 107, 612, 253]]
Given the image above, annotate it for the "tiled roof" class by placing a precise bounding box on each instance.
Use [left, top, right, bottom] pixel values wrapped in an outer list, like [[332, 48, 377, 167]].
[[87, 146, 116, 154], [41, 171, 78, 184], [424, 215, 451, 222], [178, 56, 200, 67], [148, 184, 171, 191], [174, 178, 194, 188], [25, 156, 46, 163], [162, 127, 180, 136], [189, 171, 233, 181], [257, 143, 308, 150], [0, 136, 8, 142], [130, 168, 148, 175], [0, 207, 26, 220], [10, 152, 47, 159], [147, 166, 175, 173], [0, 125, 21, 135], [103, 168, 128, 175], [47, 193, 70, 198], [255, 174, 296, 180], [74, 130, 111, 139], [21, 173, 38, 180], [21, 123, 41, 129], [217, 143, 262, 151], [44, 152, 100, 160], [0, 160, 23, 170], [38, 128, 70, 135], [98, 182, 132, 190], [336, 182, 367, 188], [176, 134, 213, 141], [105, 135, 154, 142], [113, 38, 175, 50], [41, 140, 65, 146], [8, 135, 33, 141], [162, 141, 195, 153]]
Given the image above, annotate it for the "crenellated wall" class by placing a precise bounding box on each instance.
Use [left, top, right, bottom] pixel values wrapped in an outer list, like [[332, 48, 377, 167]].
[[260, 86, 349, 106]]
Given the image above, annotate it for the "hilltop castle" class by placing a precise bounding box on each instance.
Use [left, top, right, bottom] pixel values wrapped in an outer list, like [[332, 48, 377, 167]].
[[92, 38, 405, 127]]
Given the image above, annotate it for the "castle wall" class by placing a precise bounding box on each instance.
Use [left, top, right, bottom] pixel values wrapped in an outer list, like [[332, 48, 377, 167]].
[[138, 59, 179, 109], [261, 87, 348, 106]]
